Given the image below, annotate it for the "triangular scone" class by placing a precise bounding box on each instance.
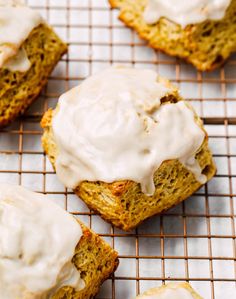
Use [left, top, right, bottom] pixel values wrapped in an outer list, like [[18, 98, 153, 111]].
[[41, 68, 216, 231], [0, 3, 67, 127], [0, 184, 118, 299], [109, 0, 236, 71]]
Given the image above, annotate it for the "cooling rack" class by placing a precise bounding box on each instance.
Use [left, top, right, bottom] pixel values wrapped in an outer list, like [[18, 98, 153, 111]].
[[0, 0, 235, 298]]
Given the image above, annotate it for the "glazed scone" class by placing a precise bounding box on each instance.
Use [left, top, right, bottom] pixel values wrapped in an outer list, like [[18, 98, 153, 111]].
[[135, 282, 203, 299], [0, 0, 67, 127], [41, 67, 216, 231], [109, 0, 236, 71], [0, 183, 118, 299]]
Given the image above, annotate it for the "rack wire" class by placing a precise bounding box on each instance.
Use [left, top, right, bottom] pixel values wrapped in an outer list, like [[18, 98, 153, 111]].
[[0, 0, 236, 298]]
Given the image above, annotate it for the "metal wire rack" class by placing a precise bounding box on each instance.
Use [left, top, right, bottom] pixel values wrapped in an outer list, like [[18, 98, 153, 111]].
[[0, 0, 236, 298]]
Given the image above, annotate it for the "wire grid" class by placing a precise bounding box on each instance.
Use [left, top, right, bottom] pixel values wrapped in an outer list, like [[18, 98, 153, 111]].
[[0, 0, 236, 298]]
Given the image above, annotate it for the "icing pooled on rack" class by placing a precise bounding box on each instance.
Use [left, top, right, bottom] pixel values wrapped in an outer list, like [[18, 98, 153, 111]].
[[0, 0, 42, 71], [143, 0, 231, 27], [52, 67, 206, 195], [135, 283, 196, 299], [0, 183, 85, 299]]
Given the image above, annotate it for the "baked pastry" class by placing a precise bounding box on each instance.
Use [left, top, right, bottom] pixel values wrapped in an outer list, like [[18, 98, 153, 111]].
[[0, 183, 118, 299], [109, 0, 236, 71], [41, 66, 216, 231], [135, 282, 203, 299], [0, 1, 67, 127]]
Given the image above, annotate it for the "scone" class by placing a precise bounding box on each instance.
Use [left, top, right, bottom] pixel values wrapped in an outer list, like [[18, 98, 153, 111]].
[[41, 66, 216, 231], [0, 183, 118, 299], [0, 1, 67, 127], [135, 282, 203, 299], [109, 0, 236, 71]]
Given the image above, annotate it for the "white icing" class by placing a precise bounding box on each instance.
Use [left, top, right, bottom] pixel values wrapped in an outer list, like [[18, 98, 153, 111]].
[[0, 1, 42, 71], [143, 0, 231, 27], [52, 67, 206, 196], [3, 47, 31, 72], [0, 183, 85, 299], [136, 283, 196, 299]]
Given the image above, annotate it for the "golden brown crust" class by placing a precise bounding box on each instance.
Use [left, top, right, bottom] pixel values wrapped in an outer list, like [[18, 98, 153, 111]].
[[109, 0, 236, 71], [109, 0, 121, 8], [75, 141, 216, 231], [0, 23, 67, 127], [53, 221, 119, 299], [40, 109, 53, 129], [41, 88, 216, 231]]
